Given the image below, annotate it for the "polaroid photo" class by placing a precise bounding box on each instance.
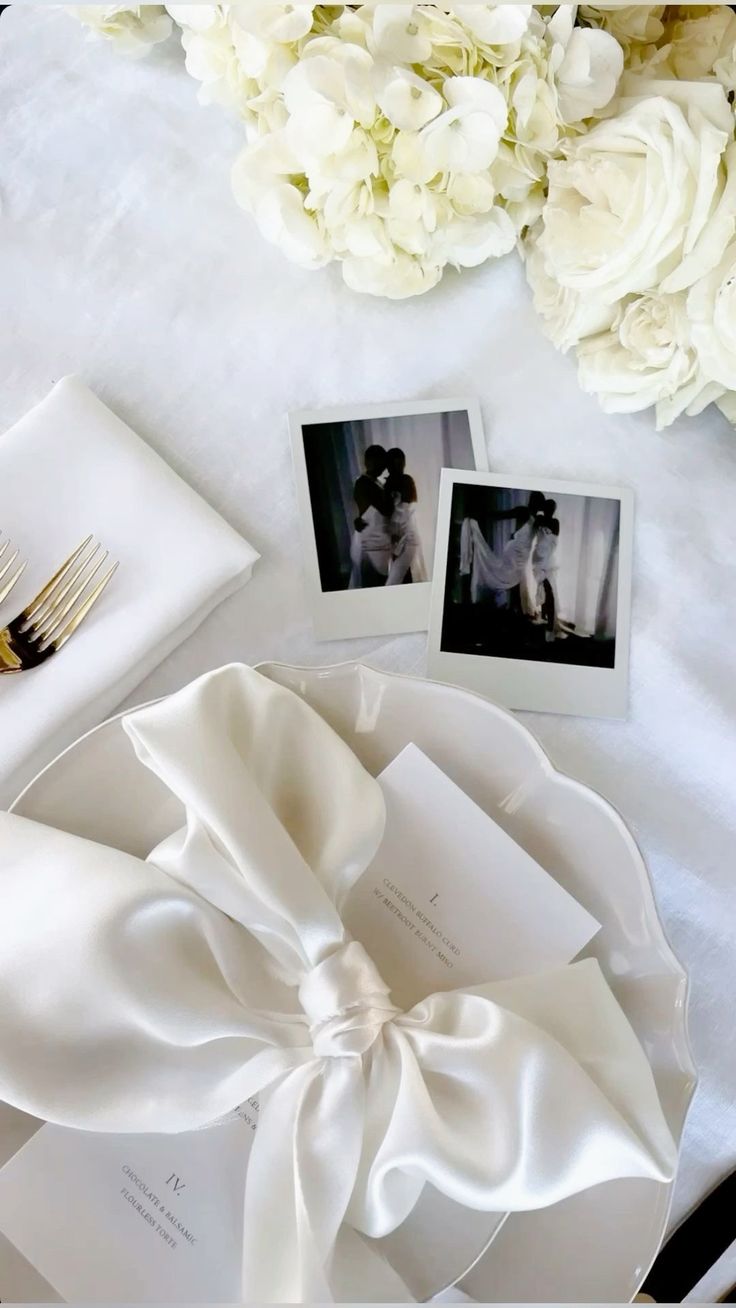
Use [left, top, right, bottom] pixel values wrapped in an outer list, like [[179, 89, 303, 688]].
[[289, 399, 488, 641], [428, 471, 633, 718]]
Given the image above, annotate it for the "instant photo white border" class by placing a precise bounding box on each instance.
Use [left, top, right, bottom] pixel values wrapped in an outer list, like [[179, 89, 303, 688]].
[[427, 470, 633, 719], [289, 398, 488, 641]]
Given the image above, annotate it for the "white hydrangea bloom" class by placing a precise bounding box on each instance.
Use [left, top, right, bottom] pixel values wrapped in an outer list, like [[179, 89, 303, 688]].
[[372, 64, 443, 132], [545, 7, 623, 123], [219, 3, 600, 296], [67, 3, 636, 302], [342, 250, 443, 299], [67, 5, 173, 57], [229, 3, 315, 45], [165, 6, 220, 34], [179, 14, 255, 112], [451, 5, 533, 48]]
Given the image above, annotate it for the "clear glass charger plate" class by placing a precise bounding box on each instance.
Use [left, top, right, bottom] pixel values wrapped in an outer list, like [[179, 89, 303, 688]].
[[6, 661, 696, 1303]]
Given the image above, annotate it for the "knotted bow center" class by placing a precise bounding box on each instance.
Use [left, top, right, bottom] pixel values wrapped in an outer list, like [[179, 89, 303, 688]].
[[298, 940, 400, 1057]]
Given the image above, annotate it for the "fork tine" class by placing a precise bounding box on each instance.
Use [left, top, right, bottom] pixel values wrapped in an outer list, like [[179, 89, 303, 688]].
[[22, 535, 93, 625], [0, 547, 21, 585], [0, 537, 27, 607], [36, 547, 109, 644], [26, 539, 100, 633], [0, 559, 27, 606], [29, 543, 104, 639], [48, 561, 119, 651]]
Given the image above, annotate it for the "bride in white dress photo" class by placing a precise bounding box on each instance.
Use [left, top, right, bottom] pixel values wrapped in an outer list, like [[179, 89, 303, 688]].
[[292, 401, 485, 639], [442, 482, 621, 669], [349, 446, 428, 588], [385, 447, 427, 586], [460, 490, 545, 604]]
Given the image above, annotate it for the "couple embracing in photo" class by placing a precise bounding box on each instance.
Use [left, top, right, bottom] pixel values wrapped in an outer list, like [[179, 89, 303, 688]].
[[461, 490, 565, 640], [349, 445, 427, 589]]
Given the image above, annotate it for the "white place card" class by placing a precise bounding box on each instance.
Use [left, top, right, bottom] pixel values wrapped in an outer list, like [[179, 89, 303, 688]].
[[345, 743, 600, 1008], [0, 745, 599, 1303]]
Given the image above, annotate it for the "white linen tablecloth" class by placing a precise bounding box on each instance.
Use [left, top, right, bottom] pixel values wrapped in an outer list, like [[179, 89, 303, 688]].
[[1, 6, 735, 1302]]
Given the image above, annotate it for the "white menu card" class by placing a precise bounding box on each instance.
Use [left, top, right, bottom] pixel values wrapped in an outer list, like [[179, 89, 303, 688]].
[[0, 744, 599, 1303], [345, 743, 599, 1007]]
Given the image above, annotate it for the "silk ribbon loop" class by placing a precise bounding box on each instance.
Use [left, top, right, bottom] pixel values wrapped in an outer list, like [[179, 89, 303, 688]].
[[0, 664, 678, 1303]]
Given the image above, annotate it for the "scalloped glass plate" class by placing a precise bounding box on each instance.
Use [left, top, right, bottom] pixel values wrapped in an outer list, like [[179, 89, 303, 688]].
[[7, 662, 695, 1303]]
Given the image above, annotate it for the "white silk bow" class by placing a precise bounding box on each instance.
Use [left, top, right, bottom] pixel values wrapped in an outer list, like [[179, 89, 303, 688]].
[[0, 665, 676, 1302]]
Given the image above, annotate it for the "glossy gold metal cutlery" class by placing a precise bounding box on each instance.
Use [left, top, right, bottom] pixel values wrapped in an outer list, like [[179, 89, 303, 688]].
[[0, 536, 118, 674], [0, 534, 27, 606]]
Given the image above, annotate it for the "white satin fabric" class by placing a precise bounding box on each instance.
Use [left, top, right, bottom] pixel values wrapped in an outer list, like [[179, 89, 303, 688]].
[[0, 665, 677, 1302], [0, 377, 258, 807], [460, 517, 536, 602]]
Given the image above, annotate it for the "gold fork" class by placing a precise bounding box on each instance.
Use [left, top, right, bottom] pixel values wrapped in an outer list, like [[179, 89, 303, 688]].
[[0, 535, 27, 606], [0, 536, 118, 675]]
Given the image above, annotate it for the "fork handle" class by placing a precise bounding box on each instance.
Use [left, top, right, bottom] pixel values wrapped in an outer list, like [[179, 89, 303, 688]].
[[0, 629, 23, 673]]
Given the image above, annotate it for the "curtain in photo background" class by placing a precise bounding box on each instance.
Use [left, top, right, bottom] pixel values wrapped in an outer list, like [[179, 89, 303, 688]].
[[555, 495, 619, 639], [304, 411, 475, 591]]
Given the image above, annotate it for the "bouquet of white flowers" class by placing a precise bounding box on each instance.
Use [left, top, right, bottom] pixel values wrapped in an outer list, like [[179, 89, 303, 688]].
[[172, 3, 624, 299], [67, 4, 736, 431], [68, 3, 623, 297], [526, 6, 736, 428]]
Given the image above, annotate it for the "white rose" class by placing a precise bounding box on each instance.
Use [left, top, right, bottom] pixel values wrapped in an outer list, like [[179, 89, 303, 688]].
[[525, 238, 616, 353], [537, 82, 736, 306], [688, 235, 736, 392], [716, 391, 736, 426], [575, 292, 711, 428], [658, 7, 736, 92], [578, 6, 666, 54], [67, 5, 172, 56]]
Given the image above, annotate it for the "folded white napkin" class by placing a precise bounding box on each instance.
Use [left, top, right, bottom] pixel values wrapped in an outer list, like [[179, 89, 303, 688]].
[[0, 665, 677, 1303], [0, 377, 258, 804]]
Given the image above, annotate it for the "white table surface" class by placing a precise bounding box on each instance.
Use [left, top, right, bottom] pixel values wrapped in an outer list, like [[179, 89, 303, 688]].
[[2, 6, 735, 1302]]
